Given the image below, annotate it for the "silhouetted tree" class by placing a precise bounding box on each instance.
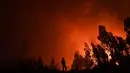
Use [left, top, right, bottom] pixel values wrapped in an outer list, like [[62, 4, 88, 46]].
[[84, 42, 93, 69], [50, 58, 55, 70], [124, 17, 130, 45], [98, 25, 109, 45], [37, 56, 44, 70], [71, 51, 84, 70], [97, 44, 108, 64], [91, 43, 101, 66], [70, 19, 130, 72]]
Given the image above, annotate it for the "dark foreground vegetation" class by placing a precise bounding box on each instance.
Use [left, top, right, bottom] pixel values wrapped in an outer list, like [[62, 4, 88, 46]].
[[1, 17, 130, 73]]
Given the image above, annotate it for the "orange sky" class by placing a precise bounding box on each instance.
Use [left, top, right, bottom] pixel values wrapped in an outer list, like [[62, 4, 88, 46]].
[[50, 12, 126, 69], [27, 9, 126, 70], [1, 0, 130, 69]]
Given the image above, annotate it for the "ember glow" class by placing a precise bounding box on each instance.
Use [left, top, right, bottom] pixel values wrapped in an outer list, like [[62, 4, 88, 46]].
[[2, 0, 130, 70], [115, 61, 119, 66], [105, 49, 112, 62], [57, 15, 126, 69]]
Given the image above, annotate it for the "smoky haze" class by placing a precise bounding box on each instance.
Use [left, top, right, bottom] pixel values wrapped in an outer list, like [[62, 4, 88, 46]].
[[1, 0, 130, 69]]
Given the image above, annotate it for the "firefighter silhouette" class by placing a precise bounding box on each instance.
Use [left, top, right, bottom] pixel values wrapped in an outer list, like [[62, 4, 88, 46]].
[[61, 57, 67, 72]]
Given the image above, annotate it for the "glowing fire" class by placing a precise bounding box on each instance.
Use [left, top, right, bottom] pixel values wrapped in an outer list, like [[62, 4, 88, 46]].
[[122, 50, 127, 56], [115, 61, 119, 66], [105, 49, 112, 62], [90, 54, 98, 68]]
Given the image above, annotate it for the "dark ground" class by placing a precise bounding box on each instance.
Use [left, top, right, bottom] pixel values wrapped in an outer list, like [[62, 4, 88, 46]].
[[0, 62, 129, 73]]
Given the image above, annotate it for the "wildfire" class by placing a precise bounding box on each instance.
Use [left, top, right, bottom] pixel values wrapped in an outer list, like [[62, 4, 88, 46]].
[[122, 50, 127, 56], [115, 61, 119, 66], [105, 49, 112, 62]]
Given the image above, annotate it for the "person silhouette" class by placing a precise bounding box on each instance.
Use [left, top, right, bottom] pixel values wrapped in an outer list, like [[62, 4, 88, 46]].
[[61, 57, 67, 72]]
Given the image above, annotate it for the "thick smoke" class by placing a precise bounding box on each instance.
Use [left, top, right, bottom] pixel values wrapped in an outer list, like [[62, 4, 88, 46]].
[[1, 0, 130, 69]]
